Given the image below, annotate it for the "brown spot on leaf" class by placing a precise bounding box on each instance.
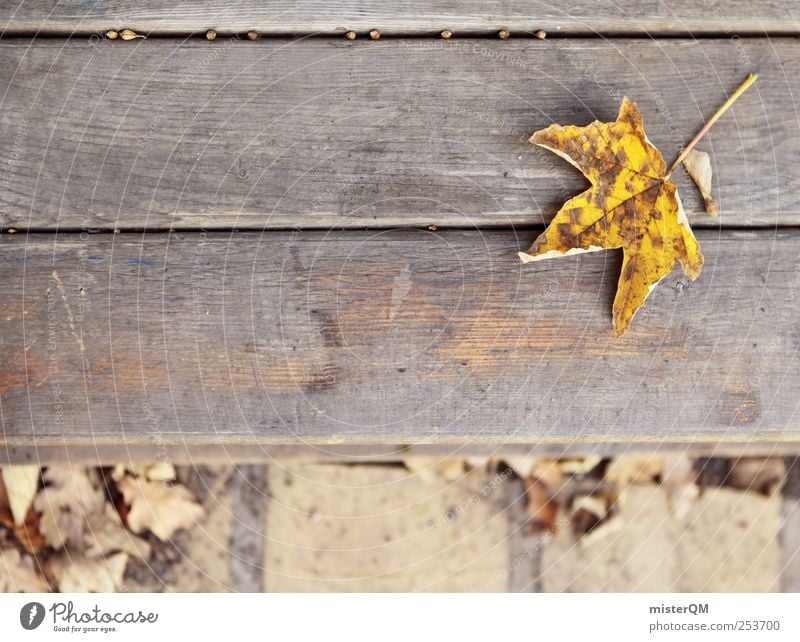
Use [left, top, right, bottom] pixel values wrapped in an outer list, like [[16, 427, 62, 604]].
[[622, 256, 637, 282]]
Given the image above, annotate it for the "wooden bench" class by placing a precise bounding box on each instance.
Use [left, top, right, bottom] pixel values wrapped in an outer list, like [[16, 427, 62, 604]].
[[1, 1, 798, 464]]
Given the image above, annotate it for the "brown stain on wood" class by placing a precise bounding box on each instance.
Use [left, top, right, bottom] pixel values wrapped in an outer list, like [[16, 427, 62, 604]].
[[719, 381, 761, 426], [310, 309, 343, 348], [314, 259, 692, 373], [195, 351, 343, 395], [309, 264, 695, 377], [0, 348, 48, 393], [433, 311, 692, 373], [0, 351, 28, 393], [80, 347, 345, 396], [22, 312, 689, 397]]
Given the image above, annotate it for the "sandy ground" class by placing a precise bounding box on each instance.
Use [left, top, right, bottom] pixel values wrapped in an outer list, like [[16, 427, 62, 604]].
[[115, 458, 798, 592]]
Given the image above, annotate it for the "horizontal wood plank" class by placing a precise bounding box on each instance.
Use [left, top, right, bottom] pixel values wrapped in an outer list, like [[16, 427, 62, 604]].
[[0, 38, 794, 230], [5, 442, 800, 466], [0, 1, 796, 35], [1, 229, 798, 447]]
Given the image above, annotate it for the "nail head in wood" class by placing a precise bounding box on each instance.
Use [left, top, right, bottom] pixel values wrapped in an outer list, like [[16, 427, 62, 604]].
[[119, 29, 144, 40]]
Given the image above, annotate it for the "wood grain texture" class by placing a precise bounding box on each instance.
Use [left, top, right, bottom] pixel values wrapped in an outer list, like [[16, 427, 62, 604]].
[[0, 38, 793, 230], [0, 0, 797, 35], [1, 229, 798, 447], [5, 443, 800, 466]]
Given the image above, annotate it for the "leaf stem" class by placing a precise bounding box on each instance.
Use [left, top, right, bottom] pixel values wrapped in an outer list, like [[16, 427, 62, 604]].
[[665, 73, 758, 180]]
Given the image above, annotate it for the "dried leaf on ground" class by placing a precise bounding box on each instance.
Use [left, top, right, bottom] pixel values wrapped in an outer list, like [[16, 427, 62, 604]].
[[605, 454, 665, 487], [558, 456, 602, 476], [511, 456, 600, 483], [465, 456, 491, 470], [578, 508, 626, 547], [83, 503, 151, 560], [49, 551, 128, 593], [543, 484, 780, 591], [520, 98, 703, 335], [523, 475, 560, 534], [729, 458, 786, 496], [117, 477, 205, 542], [530, 459, 564, 489], [502, 454, 539, 479], [1, 466, 40, 526], [0, 476, 8, 523], [404, 459, 468, 483], [662, 455, 700, 522], [0, 547, 49, 592], [682, 149, 718, 216], [434, 460, 468, 482], [1, 470, 47, 553], [9, 510, 48, 555], [570, 494, 612, 537], [111, 462, 176, 482], [34, 466, 106, 548]]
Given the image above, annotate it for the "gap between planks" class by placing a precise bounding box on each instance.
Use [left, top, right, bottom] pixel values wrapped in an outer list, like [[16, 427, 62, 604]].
[[1, 0, 797, 37], [0, 31, 797, 40]]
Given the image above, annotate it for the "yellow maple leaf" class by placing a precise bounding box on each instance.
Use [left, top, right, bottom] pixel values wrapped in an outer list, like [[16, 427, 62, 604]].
[[519, 97, 704, 335]]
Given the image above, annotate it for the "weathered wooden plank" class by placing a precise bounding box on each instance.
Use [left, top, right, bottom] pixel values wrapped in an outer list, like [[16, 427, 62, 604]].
[[1, 229, 798, 447], [0, 38, 792, 230], [4, 442, 800, 466], [0, 1, 796, 35]]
